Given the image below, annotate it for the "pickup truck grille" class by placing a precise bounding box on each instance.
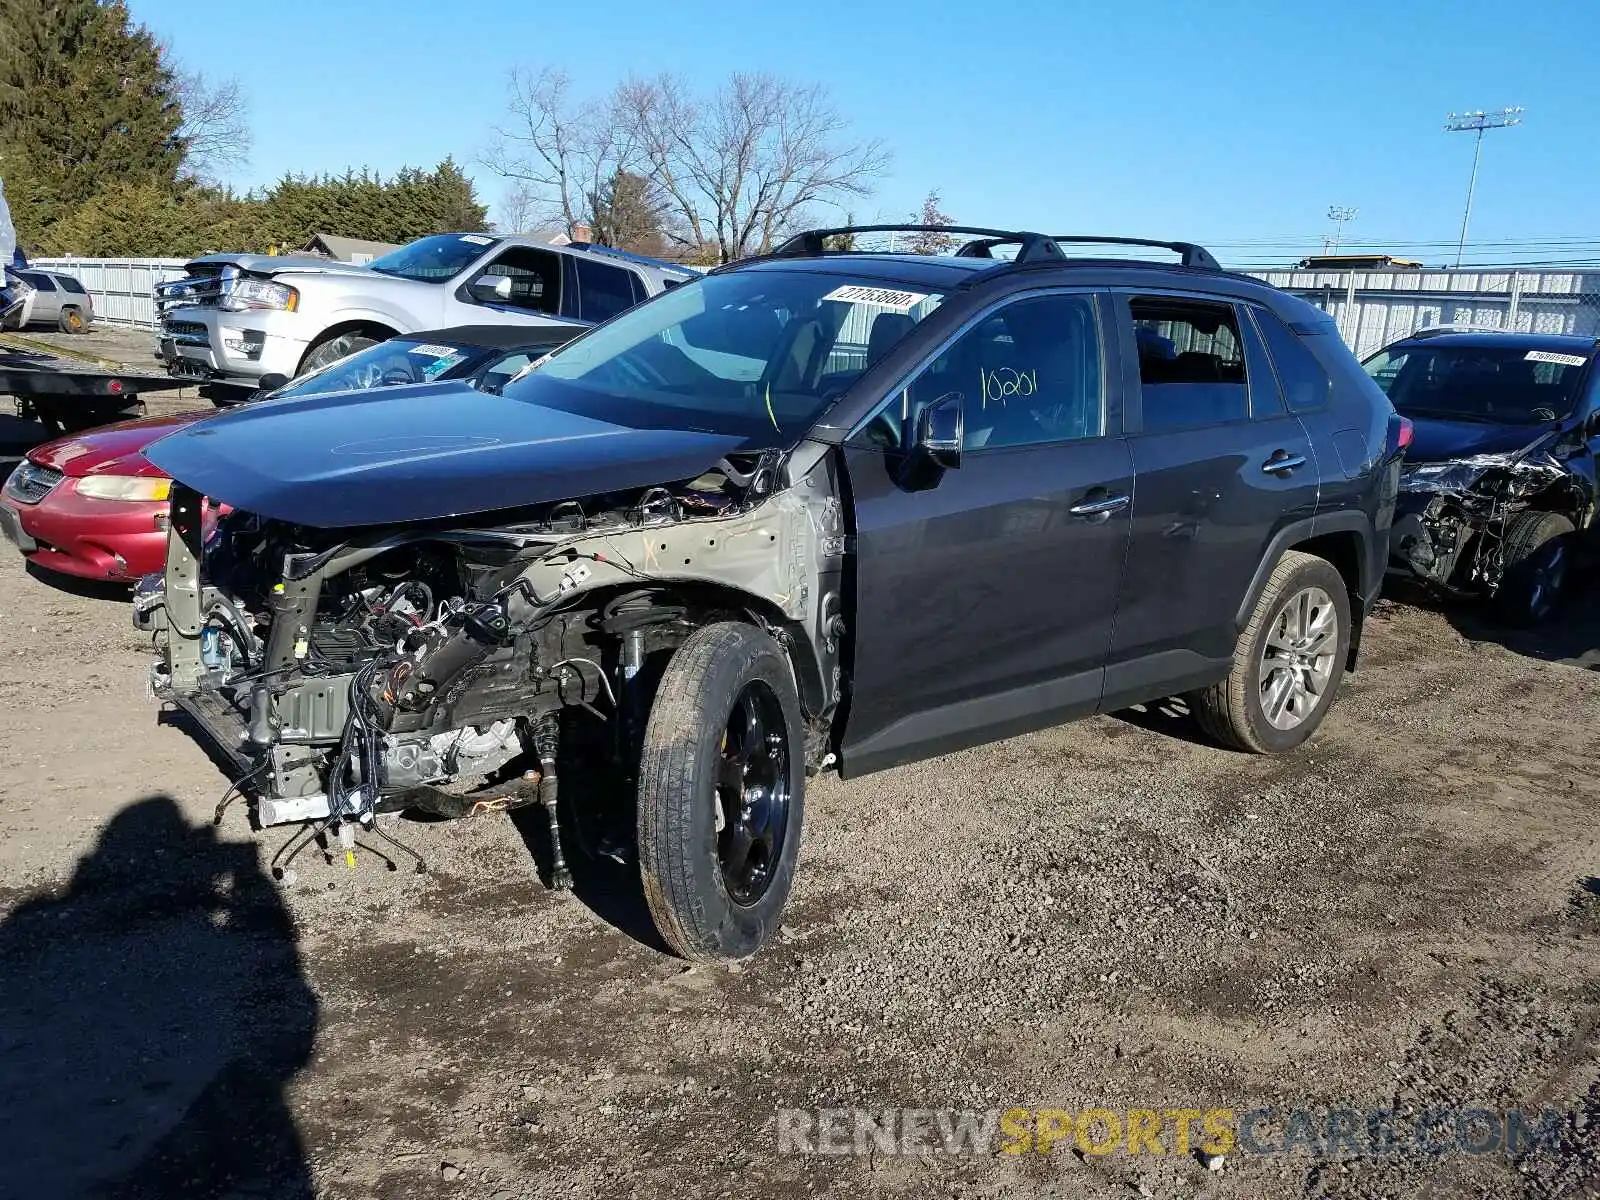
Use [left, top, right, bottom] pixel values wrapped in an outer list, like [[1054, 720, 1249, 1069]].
[[154, 267, 229, 313], [161, 319, 211, 347], [4, 462, 64, 505]]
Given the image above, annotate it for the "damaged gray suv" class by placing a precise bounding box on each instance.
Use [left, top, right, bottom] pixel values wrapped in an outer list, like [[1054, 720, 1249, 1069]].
[[137, 226, 1404, 960]]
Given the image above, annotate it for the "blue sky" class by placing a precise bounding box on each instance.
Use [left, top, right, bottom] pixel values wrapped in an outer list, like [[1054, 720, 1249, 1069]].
[[131, 0, 1599, 267]]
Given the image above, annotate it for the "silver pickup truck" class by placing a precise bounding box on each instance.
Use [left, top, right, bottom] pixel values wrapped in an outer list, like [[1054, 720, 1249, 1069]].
[[153, 233, 698, 401]]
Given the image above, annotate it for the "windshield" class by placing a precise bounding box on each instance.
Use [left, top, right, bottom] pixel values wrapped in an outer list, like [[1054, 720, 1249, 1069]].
[[1364, 343, 1589, 423], [272, 337, 486, 398], [368, 233, 501, 282], [502, 270, 944, 440]]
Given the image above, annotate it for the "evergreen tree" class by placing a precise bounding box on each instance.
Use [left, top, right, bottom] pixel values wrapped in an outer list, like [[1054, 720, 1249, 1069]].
[[589, 170, 667, 257], [0, 0, 183, 247]]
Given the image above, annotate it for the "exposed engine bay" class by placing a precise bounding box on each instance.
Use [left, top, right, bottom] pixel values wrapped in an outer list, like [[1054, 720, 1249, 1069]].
[[136, 449, 846, 878], [1390, 447, 1592, 594]]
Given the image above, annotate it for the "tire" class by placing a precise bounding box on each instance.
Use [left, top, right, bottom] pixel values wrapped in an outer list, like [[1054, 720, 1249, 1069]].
[[58, 306, 88, 334], [1188, 550, 1352, 754], [299, 331, 380, 375], [1493, 511, 1573, 627], [637, 621, 806, 961]]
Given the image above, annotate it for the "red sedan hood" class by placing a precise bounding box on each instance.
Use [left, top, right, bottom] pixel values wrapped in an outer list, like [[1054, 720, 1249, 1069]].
[[27, 410, 211, 478]]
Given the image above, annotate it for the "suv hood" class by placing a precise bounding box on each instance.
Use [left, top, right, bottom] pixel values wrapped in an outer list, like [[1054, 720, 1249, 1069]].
[[1405, 415, 1555, 464], [186, 252, 376, 279], [142, 379, 750, 528]]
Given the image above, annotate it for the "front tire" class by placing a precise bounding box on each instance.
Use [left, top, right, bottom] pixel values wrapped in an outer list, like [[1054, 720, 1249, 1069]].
[[1189, 550, 1352, 753], [299, 330, 381, 375], [1494, 511, 1572, 627], [637, 622, 806, 961]]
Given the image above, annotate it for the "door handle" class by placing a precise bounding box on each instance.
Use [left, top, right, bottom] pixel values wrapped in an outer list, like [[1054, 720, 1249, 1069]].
[[1069, 493, 1131, 518], [1262, 452, 1308, 474]]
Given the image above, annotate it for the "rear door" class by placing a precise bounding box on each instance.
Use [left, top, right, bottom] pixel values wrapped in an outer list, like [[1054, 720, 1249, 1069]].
[[1102, 292, 1319, 709], [840, 289, 1134, 775], [564, 255, 647, 324]]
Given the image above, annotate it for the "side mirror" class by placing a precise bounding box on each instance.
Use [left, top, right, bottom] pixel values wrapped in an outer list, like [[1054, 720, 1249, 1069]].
[[913, 393, 963, 472], [469, 274, 513, 303], [256, 373, 289, 394]]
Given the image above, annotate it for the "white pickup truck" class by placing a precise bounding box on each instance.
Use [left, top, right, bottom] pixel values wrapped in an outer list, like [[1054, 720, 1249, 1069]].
[[153, 232, 698, 402]]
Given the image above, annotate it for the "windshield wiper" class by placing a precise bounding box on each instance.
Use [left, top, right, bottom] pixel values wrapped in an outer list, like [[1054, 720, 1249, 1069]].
[[1397, 407, 1496, 424]]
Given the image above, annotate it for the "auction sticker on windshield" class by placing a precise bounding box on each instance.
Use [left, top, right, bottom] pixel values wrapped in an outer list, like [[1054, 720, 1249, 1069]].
[[408, 344, 461, 357], [1525, 350, 1588, 367], [460, 234, 495, 246], [822, 285, 930, 311]]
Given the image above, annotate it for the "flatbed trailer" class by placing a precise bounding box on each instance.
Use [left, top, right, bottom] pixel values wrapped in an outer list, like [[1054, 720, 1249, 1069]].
[[0, 337, 191, 435]]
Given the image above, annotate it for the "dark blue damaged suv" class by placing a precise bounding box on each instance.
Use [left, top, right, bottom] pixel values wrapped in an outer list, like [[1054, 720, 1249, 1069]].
[[142, 225, 1405, 959]]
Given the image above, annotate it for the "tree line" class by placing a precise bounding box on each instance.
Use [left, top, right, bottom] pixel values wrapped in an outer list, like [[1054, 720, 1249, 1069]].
[[0, 2, 953, 262], [0, 0, 487, 256]]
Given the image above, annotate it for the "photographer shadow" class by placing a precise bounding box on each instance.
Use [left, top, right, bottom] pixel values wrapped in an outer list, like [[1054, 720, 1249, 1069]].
[[0, 795, 318, 1198]]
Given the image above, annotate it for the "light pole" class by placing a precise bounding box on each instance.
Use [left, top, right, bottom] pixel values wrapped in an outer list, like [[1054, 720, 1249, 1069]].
[[1326, 206, 1358, 255], [1445, 107, 1523, 268]]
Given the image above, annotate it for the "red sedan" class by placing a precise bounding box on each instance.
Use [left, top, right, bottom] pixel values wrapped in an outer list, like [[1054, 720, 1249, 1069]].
[[0, 412, 203, 581], [0, 324, 580, 583]]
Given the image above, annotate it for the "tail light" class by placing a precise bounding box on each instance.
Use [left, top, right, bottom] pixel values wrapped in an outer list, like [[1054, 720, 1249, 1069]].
[[1387, 413, 1414, 456]]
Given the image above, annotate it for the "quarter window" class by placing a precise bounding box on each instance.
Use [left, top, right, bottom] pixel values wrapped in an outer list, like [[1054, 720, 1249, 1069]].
[[57, 275, 87, 295], [1129, 297, 1248, 430], [1256, 308, 1331, 412]]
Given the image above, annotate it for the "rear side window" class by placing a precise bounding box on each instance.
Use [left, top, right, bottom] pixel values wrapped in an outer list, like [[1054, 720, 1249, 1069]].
[[56, 275, 87, 294], [21, 271, 55, 291], [1256, 308, 1331, 412], [1129, 297, 1248, 430], [575, 258, 639, 323]]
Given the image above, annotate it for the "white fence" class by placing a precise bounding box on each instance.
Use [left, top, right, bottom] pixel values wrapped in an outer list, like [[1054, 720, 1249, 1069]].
[[26, 257, 187, 330], [1248, 268, 1600, 359]]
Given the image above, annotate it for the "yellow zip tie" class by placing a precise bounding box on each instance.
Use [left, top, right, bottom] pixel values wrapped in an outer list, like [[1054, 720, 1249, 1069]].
[[764, 380, 780, 432]]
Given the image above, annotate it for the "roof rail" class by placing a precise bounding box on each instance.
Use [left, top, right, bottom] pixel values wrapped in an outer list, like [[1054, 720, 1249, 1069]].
[[771, 225, 1066, 265], [1408, 322, 1518, 338], [1048, 235, 1221, 271], [566, 241, 703, 275]]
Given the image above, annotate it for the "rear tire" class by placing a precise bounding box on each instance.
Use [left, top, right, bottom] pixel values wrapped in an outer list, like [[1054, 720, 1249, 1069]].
[[298, 330, 381, 375], [1494, 511, 1572, 627], [637, 622, 805, 961], [1189, 550, 1352, 753], [57, 306, 88, 334]]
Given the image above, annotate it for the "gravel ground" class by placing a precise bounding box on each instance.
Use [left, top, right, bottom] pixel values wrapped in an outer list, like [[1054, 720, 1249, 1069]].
[[0, 342, 1597, 1196]]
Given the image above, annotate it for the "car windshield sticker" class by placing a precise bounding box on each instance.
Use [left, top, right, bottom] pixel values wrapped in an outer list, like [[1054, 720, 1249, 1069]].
[[821, 285, 930, 311], [407, 344, 461, 357], [420, 353, 466, 380], [459, 234, 494, 246], [1525, 350, 1588, 367]]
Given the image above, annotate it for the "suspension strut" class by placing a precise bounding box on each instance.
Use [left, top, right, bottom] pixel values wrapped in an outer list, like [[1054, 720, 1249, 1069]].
[[534, 714, 571, 889]]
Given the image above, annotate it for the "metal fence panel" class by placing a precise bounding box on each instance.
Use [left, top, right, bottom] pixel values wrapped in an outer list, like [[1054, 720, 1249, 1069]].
[[1250, 268, 1600, 359], [26, 257, 188, 330]]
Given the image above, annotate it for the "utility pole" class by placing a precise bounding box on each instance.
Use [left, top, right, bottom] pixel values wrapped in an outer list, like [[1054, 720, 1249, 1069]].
[[1444, 107, 1523, 268], [1326, 206, 1358, 255]]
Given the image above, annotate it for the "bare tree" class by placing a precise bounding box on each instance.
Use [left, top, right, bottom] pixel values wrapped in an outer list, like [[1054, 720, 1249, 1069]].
[[494, 182, 541, 234], [482, 66, 638, 239], [173, 67, 251, 183], [905, 190, 956, 254], [618, 72, 889, 263]]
